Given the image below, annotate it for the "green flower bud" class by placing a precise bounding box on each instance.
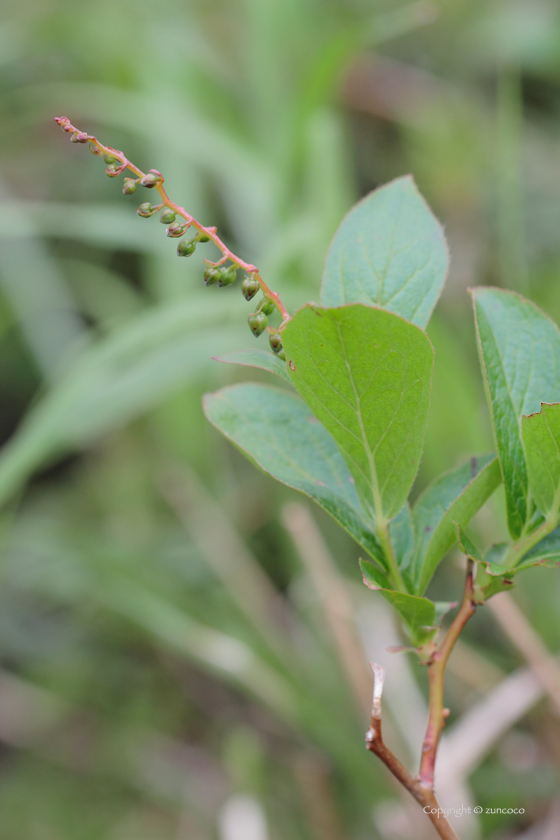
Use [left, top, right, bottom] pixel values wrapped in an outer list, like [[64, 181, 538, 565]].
[[241, 275, 260, 301], [140, 172, 159, 188], [122, 178, 137, 195], [217, 265, 237, 287], [248, 311, 268, 337], [269, 333, 284, 355], [203, 266, 219, 286], [166, 222, 186, 238], [177, 239, 196, 257], [160, 210, 176, 224], [197, 233, 210, 243], [106, 164, 119, 177], [137, 202, 153, 217], [260, 299, 275, 316], [104, 154, 116, 164]]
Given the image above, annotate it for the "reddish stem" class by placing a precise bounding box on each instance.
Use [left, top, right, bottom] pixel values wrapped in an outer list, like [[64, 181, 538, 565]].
[[418, 560, 476, 789], [366, 664, 459, 840]]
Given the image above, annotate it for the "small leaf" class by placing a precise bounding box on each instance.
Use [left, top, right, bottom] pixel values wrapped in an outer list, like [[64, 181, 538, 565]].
[[455, 527, 515, 602], [360, 558, 392, 591], [282, 304, 433, 522], [472, 288, 560, 538], [360, 560, 436, 647], [517, 526, 560, 570], [522, 402, 560, 518], [321, 176, 448, 330], [203, 383, 384, 565], [213, 349, 292, 384], [388, 503, 415, 575], [413, 455, 502, 595]]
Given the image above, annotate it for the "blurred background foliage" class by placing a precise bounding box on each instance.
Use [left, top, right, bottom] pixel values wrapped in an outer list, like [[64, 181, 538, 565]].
[[2, 0, 560, 838]]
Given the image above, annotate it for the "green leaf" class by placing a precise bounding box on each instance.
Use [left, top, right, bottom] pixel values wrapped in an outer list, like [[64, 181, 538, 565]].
[[203, 383, 384, 564], [455, 528, 515, 602], [213, 349, 292, 384], [281, 304, 433, 522], [360, 560, 436, 646], [413, 455, 502, 595], [517, 527, 560, 570], [388, 503, 415, 574], [320, 176, 448, 330], [472, 288, 560, 539], [522, 402, 560, 517], [359, 558, 391, 591]]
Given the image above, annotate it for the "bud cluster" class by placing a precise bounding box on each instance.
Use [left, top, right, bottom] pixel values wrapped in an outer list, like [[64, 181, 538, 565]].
[[54, 116, 291, 357]]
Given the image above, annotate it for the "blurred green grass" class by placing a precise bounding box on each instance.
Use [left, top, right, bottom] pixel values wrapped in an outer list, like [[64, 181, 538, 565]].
[[2, 0, 560, 837]]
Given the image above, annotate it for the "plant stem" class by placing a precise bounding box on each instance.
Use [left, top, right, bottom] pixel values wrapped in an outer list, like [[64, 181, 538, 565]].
[[366, 664, 459, 840], [53, 117, 290, 324], [418, 560, 476, 789]]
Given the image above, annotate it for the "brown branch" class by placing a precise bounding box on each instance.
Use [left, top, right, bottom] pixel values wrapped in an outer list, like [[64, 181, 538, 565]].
[[366, 664, 460, 840], [53, 116, 290, 324], [418, 560, 476, 789]]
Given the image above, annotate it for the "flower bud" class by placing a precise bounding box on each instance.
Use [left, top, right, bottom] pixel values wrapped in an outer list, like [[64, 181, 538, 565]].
[[71, 131, 88, 143], [241, 275, 260, 301], [104, 154, 116, 164], [122, 178, 138, 195], [105, 164, 119, 177], [203, 266, 219, 286], [140, 172, 159, 188], [248, 311, 268, 337], [54, 116, 70, 131], [89, 143, 102, 156], [177, 239, 196, 257], [269, 333, 283, 355], [160, 210, 176, 224], [261, 299, 275, 316], [166, 222, 186, 238], [217, 266, 237, 287], [197, 233, 210, 243], [137, 202, 154, 217]]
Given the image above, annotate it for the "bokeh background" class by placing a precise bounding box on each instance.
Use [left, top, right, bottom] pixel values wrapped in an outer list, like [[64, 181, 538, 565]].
[[2, 0, 560, 838]]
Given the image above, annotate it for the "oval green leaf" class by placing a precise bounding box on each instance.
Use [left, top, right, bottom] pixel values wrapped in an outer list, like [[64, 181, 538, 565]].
[[203, 382, 384, 565], [321, 176, 448, 330], [282, 304, 434, 523]]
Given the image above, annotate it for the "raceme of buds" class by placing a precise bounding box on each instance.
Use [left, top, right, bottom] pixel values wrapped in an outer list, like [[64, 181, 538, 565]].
[[248, 311, 268, 337], [241, 275, 260, 301], [160, 209, 176, 224], [122, 178, 138, 195], [53, 117, 290, 331], [177, 239, 197, 257]]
